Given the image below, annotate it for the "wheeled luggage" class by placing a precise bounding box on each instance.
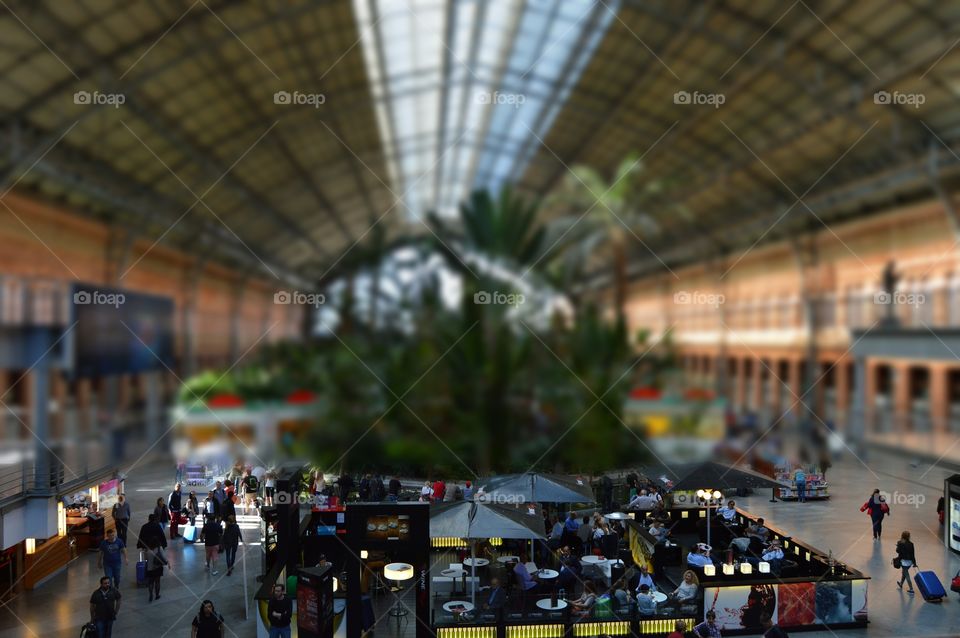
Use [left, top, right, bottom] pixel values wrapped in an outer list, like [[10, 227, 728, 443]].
[[182, 524, 199, 543], [915, 570, 946, 602], [136, 550, 147, 586]]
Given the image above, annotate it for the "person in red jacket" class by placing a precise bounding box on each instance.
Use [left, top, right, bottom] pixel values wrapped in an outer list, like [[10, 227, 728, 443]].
[[859, 489, 890, 540], [432, 479, 446, 504]]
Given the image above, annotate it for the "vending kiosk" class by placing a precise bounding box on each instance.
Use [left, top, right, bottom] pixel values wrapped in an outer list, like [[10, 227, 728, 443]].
[[944, 474, 960, 554], [296, 565, 335, 638]]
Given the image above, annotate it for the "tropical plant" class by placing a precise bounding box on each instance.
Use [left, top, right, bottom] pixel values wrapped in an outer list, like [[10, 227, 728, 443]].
[[546, 153, 663, 326]]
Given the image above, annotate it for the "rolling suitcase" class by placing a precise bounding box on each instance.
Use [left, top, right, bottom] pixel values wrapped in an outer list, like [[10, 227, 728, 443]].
[[136, 551, 147, 586], [182, 524, 199, 543], [915, 569, 946, 602]]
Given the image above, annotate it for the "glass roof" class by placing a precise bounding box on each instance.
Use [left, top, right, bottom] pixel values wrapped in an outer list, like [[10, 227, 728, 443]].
[[353, 0, 618, 219]]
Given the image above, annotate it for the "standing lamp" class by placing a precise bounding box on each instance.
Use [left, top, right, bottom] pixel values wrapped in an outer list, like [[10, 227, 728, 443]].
[[384, 562, 414, 621], [695, 489, 723, 548]]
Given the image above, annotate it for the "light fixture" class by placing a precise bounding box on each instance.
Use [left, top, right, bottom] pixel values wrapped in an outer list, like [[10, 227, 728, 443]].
[[360, 550, 369, 559], [57, 502, 66, 537], [384, 563, 414, 619], [696, 489, 705, 499], [25, 539, 36, 555], [740, 563, 752, 574], [805, 552, 811, 561], [703, 564, 716, 576], [758, 561, 771, 573], [722, 563, 734, 575], [333, 577, 339, 592], [712, 490, 722, 500]]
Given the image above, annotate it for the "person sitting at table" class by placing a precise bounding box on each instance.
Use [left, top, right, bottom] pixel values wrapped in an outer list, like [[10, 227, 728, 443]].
[[686, 543, 715, 568], [634, 564, 656, 593], [746, 517, 770, 542], [592, 521, 610, 547], [611, 577, 631, 608], [482, 577, 506, 611], [648, 520, 669, 543], [556, 546, 581, 590], [717, 500, 738, 522], [669, 570, 699, 603], [761, 540, 784, 562], [512, 559, 539, 596], [636, 584, 657, 616], [566, 581, 596, 616]]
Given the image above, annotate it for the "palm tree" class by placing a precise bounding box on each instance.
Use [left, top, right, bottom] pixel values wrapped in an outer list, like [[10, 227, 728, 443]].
[[546, 153, 663, 326]]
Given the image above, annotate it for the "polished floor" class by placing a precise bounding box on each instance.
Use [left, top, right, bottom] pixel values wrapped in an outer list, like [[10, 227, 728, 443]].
[[0, 460, 262, 637], [733, 445, 960, 638]]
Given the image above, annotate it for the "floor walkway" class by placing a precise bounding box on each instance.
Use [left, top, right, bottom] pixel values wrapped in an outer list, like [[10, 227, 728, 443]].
[[0, 458, 262, 637], [734, 445, 960, 637]]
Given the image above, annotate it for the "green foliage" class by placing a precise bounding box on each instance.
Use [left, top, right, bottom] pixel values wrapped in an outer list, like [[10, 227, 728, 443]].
[[179, 180, 677, 476]]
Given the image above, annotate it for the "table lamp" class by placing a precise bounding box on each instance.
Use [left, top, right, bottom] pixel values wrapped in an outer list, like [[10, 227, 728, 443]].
[[703, 564, 716, 576], [384, 563, 414, 618], [758, 561, 771, 573], [722, 564, 734, 575]]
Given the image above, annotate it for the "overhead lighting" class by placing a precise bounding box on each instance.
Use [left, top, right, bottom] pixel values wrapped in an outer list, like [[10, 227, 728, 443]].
[[740, 563, 752, 574], [360, 550, 369, 559]]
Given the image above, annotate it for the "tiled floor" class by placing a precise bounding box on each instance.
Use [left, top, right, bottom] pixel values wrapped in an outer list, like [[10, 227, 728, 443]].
[[0, 459, 262, 637], [2, 444, 960, 637]]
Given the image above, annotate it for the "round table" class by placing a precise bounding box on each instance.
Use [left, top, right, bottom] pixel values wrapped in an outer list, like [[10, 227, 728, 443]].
[[497, 555, 519, 564], [651, 591, 668, 603], [463, 558, 489, 568], [535, 568, 559, 579], [443, 601, 475, 613], [604, 512, 631, 520], [580, 555, 608, 565], [536, 599, 567, 610]]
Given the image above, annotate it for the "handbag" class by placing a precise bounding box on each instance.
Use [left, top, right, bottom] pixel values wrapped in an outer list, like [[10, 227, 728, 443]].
[[892, 556, 902, 569], [951, 570, 960, 593]]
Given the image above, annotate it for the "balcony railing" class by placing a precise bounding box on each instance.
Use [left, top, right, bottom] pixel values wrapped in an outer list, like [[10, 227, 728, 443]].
[[0, 276, 71, 327]]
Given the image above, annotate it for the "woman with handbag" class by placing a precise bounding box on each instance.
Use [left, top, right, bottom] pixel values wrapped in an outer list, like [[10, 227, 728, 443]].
[[859, 489, 889, 540], [894, 530, 916, 594]]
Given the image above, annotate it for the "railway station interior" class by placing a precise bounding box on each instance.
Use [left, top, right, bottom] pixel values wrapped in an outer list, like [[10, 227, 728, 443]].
[[2, 1, 960, 637]]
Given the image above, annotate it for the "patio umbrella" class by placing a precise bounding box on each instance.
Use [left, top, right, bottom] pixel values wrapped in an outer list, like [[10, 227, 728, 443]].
[[473, 472, 595, 504], [430, 501, 545, 605], [648, 460, 790, 492]]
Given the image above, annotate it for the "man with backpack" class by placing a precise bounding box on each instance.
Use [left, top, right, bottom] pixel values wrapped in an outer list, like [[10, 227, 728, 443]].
[[242, 469, 260, 514]]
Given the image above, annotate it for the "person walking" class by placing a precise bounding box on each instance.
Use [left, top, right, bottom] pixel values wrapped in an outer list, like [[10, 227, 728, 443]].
[[89, 576, 121, 638], [97, 528, 127, 590], [895, 530, 917, 594], [267, 583, 293, 637], [136, 513, 167, 552], [153, 497, 170, 533], [191, 599, 226, 638], [212, 481, 227, 508], [860, 489, 890, 540], [168, 483, 183, 538], [111, 494, 131, 545], [222, 515, 241, 576], [264, 470, 277, 507], [793, 468, 807, 503], [203, 491, 220, 523], [145, 543, 169, 602], [242, 468, 260, 514], [175, 459, 186, 484], [202, 516, 223, 575], [186, 491, 200, 526]]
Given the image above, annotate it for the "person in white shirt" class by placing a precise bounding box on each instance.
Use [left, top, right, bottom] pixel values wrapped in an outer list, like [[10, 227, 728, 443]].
[[628, 490, 657, 510], [419, 482, 433, 502], [761, 541, 784, 562], [634, 564, 656, 593], [717, 500, 737, 522], [686, 543, 715, 568], [746, 518, 769, 542], [670, 570, 699, 602], [648, 520, 669, 543]]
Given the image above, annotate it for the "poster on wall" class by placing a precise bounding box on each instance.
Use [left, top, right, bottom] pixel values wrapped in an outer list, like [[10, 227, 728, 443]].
[[815, 581, 853, 624], [777, 582, 815, 626], [950, 497, 960, 552], [99, 479, 119, 512], [704, 585, 777, 631]]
